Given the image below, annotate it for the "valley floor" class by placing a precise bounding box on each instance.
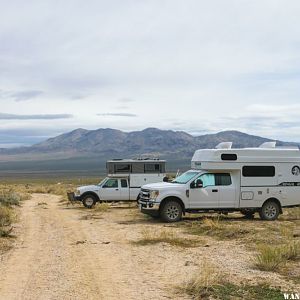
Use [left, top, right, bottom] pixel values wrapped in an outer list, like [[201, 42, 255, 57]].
[[0, 194, 299, 299]]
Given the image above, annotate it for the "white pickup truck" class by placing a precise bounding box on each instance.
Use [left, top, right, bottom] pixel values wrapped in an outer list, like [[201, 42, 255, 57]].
[[139, 142, 300, 222], [68, 159, 167, 208]]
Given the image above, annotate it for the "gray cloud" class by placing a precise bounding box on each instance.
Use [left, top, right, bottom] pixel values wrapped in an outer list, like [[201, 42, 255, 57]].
[[0, 1, 300, 146], [11, 90, 44, 101], [0, 90, 44, 101], [0, 113, 73, 120], [97, 113, 137, 117]]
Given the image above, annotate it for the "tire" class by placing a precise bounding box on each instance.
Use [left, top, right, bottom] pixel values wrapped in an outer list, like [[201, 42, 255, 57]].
[[241, 209, 255, 219], [160, 200, 183, 223], [82, 194, 97, 209], [259, 200, 280, 221]]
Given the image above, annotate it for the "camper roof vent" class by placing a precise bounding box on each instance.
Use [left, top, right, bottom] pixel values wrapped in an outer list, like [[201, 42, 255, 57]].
[[259, 142, 276, 149], [216, 142, 232, 149]]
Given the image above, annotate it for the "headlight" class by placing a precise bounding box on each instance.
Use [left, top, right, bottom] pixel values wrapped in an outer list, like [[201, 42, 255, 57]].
[[150, 190, 159, 199], [75, 189, 81, 196]]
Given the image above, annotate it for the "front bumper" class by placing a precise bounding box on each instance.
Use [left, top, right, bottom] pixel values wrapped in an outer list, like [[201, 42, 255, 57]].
[[138, 199, 160, 217], [67, 192, 81, 202]]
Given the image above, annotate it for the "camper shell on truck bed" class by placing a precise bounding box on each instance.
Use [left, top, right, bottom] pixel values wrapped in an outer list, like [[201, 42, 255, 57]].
[[68, 158, 167, 208], [139, 142, 300, 222], [106, 159, 166, 188]]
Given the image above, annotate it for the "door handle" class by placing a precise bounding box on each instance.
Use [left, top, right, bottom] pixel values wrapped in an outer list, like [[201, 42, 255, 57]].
[[212, 189, 218, 193], [115, 189, 119, 191]]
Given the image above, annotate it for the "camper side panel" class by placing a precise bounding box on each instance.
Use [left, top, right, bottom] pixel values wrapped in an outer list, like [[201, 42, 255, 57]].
[[277, 163, 300, 206], [129, 174, 166, 188], [240, 162, 300, 208]]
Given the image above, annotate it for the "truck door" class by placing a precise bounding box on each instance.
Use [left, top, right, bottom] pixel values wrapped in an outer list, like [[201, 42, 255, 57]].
[[215, 173, 236, 208], [119, 178, 130, 200], [100, 178, 120, 200], [189, 173, 219, 209]]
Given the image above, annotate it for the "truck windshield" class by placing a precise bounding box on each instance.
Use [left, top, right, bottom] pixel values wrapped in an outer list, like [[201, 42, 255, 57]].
[[172, 171, 200, 184], [98, 178, 107, 186]]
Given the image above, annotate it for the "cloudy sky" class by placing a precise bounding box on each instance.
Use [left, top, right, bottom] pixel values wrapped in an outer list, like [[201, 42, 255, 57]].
[[1, 0, 300, 147]]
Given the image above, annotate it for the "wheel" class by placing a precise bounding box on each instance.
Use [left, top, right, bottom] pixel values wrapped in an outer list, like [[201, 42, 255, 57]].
[[259, 200, 280, 221], [241, 209, 255, 219], [82, 194, 97, 208], [160, 200, 183, 223]]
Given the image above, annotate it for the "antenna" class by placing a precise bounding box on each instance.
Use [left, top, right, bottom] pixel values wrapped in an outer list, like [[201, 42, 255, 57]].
[[259, 142, 276, 149], [215, 142, 232, 149]]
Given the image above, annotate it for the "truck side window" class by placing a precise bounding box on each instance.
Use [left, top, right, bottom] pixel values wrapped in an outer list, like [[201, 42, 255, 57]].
[[121, 179, 128, 188], [198, 174, 215, 188], [103, 179, 118, 188], [215, 173, 232, 186]]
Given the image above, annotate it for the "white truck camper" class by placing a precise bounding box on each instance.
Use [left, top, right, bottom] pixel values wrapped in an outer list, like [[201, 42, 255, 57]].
[[68, 159, 167, 208], [139, 142, 300, 222]]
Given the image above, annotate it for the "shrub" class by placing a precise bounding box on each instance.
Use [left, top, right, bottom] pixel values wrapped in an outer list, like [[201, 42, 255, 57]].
[[184, 261, 223, 297], [254, 242, 300, 272], [0, 206, 16, 237], [281, 242, 300, 261], [254, 245, 285, 271], [0, 206, 15, 227], [0, 192, 21, 206]]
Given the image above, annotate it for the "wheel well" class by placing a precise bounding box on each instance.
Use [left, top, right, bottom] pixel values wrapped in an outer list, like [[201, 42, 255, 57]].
[[263, 197, 283, 214], [160, 196, 185, 212], [81, 192, 100, 202]]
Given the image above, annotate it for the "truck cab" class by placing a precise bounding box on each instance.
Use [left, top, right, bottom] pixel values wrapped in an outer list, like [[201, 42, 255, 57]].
[[139, 170, 239, 222]]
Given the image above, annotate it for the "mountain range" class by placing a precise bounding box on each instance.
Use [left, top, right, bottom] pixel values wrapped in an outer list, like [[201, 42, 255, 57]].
[[0, 128, 298, 177]]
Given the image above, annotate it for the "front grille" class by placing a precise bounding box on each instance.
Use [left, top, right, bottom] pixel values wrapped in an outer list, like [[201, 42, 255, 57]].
[[140, 189, 150, 200]]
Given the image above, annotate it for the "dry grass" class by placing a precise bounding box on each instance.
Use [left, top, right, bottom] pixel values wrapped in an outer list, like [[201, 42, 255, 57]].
[[184, 261, 223, 296], [182, 261, 283, 300], [254, 245, 286, 271], [133, 228, 200, 247], [93, 203, 110, 212], [254, 242, 300, 272], [185, 217, 250, 240], [0, 190, 24, 239], [0, 206, 17, 237], [283, 207, 300, 220]]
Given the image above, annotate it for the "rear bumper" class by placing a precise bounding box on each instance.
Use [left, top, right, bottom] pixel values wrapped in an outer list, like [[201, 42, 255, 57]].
[[67, 192, 81, 202], [138, 199, 160, 217]]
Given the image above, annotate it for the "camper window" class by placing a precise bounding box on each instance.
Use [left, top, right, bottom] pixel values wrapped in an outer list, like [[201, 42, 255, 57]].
[[242, 166, 275, 177], [115, 164, 131, 173], [221, 154, 237, 161], [144, 163, 160, 173]]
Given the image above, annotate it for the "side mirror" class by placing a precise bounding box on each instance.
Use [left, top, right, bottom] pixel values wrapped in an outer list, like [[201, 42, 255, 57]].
[[193, 179, 203, 188], [190, 179, 203, 189], [197, 181, 203, 188]]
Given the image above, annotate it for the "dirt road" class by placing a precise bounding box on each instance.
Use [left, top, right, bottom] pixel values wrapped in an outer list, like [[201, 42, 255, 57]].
[[0, 194, 191, 300], [0, 194, 298, 299]]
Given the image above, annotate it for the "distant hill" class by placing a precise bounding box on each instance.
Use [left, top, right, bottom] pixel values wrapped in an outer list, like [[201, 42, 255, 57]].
[[0, 128, 298, 177]]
